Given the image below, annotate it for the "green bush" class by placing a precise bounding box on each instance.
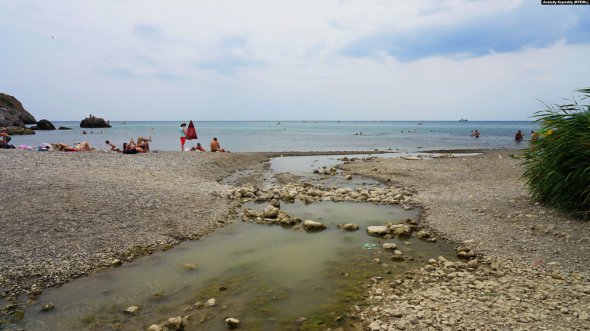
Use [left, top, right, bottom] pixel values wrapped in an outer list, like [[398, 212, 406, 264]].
[[523, 88, 590, 219]]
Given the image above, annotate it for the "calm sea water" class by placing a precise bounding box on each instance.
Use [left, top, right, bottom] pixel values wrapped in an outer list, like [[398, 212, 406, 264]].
[[12, 121, 538, 152]]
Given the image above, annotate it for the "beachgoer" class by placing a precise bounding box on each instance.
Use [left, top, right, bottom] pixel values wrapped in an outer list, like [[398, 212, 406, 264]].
[[530, 131, 539, 142], [53, 141, 94, 151], [128, 138, 149, 152], [1, 127, 11, 143], [105, 140, 120, 152], [191, 142, 205, 152], [470, 130, 474, 137], [0, 127, 14, 149], [474, 130, 480, 138], [210, 137, 226, 152], [179, 123, 187, 151], [122, 142, 147, 154], [82, 130, 87, 135], [515, 130, 523, 141]]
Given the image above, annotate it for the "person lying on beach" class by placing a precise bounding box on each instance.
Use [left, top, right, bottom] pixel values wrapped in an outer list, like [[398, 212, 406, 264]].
[[191, 143, 206, 152], [123, 140, 148, 154], [105, 140, 120, 152], [210, 137, 226, 152], [127, 137, 150, 152], [53, 141, 94, 151]]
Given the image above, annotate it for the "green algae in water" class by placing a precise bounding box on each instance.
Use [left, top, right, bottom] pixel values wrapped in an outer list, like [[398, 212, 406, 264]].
[[23, 201, 455, 331]]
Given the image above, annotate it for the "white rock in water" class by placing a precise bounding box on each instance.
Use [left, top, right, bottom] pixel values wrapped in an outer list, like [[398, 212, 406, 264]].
[[164, 316, 184, 330], [123, 306, 140, 315], [225, 317, 240, 329], [337, 223, 359, 231], [147, 325, 162, 331], [382, 243, 397, 250], [367, 226, 389, 236], [416, 230, 431, 239], [206, 298, 216, 307], [263, 205, 280, 218], [389, 224, 412, 237], [303, 220, 327, 232], [243, 208, 260, 219]]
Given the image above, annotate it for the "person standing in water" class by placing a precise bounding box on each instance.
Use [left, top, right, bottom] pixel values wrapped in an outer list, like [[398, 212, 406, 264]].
[[179, 123, 187, 151]]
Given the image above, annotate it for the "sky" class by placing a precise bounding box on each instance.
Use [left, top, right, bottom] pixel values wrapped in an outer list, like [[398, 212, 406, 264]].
[[0, 0, 589, 121]]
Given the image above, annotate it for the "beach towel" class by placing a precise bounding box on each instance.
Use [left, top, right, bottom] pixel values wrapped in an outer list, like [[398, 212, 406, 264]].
[[186, 120, 197, 140]]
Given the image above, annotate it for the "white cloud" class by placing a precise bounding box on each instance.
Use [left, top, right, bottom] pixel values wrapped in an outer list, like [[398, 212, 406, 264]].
[[0, 0, 587, 120]]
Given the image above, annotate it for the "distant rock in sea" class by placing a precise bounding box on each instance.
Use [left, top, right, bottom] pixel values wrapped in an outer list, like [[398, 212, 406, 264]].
[[0, 93, 37, 128], [80, 116, 111, 128], [58, 126, 72, 130], [32, 119, 56, 130], [6, 126, 35, 135]]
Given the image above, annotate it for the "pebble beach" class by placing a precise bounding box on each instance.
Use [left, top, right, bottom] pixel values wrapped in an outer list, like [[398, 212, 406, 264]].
[[1, 149, 589, 330]]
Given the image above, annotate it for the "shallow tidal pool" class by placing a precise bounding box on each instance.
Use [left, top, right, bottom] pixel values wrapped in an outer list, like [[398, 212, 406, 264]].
[[24, 199, 455, 331]]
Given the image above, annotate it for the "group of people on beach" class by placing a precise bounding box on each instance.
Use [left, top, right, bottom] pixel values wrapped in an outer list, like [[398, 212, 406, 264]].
[[106, 137, 151, 154], [179, 122, 227, 152], [515, 130, 539, 142], [470, 130, 480, 138]]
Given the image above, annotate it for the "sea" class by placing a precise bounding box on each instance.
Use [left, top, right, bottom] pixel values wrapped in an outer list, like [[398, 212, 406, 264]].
[[12, 121, 539, 152]]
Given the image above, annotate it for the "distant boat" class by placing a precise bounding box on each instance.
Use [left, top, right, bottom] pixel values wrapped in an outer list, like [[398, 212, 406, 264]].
[[459, 118, 468, 122]]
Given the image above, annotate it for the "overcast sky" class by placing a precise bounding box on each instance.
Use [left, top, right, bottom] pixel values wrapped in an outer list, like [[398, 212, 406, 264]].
[[1, 0, 589, 121]]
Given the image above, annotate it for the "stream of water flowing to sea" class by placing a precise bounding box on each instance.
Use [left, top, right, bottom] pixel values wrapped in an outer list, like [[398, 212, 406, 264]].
[[14, 121, 538, 152], [22, 154, 458, 330]]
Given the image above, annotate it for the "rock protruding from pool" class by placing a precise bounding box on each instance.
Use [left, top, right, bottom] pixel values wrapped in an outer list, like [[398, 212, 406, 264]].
[[303, 220, 327, 232], [263, 205, 280, 218], [337, 223, 360, 231], [225, 317, 240, 329], [367, 226, 389, 236]]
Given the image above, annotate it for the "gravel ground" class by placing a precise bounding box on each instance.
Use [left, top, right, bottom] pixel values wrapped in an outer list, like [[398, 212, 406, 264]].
[[0, 150, 269, 304], [342, 150, 590, 330], [2, 149, 589, 330]]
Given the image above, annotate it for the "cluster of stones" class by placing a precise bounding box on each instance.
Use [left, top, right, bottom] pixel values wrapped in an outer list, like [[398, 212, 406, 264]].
[[144, 298, 240, 330], [240, 200, 330, 232], [360, 254, 590, 330], [365, 219, 436, 262], [225, 183, 417, 210]]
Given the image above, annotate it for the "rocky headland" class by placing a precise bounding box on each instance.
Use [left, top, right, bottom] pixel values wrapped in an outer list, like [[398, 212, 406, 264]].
[[0, 93, 37, 135]]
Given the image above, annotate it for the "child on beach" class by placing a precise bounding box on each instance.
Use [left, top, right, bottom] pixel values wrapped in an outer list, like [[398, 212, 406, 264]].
[[191, 143, 206, 152], [179, 123, 187, 151]]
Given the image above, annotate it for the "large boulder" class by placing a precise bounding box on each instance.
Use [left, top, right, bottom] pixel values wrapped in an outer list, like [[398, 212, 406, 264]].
[[80, 117, 111, 128], [32, 119, 56, 130], [0, 93, 37, 127]]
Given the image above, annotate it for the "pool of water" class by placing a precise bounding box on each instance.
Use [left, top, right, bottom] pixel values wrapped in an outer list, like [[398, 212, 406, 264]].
[[22, 153, 458, 330]]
